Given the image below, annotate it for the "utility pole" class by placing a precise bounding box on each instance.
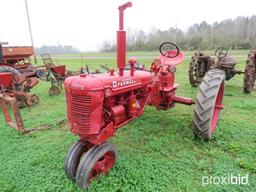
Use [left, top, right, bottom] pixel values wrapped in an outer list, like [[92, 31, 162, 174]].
[[25, 0, 37, 64]]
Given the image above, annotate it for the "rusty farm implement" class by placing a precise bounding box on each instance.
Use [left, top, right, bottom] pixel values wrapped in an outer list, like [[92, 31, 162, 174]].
[[63, 2, 227, 190], [0, 45, 96, 132], [0, 43, 41, 132], [40, 54, 70, 96], [40, 54, 100, 96], [0, 43, 40, 108]]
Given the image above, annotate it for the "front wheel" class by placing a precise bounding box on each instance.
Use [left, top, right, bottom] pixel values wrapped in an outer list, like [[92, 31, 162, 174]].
[[64, 140, 91, 181], [76, 142, 118, 190], [193, 69, 225, 140]]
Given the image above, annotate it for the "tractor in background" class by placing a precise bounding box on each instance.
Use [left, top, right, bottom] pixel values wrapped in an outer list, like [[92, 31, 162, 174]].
[[188, 48, 255, 93], [63, 2, 226, 190]]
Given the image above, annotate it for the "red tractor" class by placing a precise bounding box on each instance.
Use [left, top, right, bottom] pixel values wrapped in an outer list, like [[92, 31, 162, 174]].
[[64, 2, 225, 189]]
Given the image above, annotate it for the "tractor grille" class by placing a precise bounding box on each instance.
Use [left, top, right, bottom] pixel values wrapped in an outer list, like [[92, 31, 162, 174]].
[[71, 94, 92, 133]]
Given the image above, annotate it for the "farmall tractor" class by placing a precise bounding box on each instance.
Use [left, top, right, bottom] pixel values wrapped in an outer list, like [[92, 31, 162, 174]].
[[188, 48, 256, 93], [64, 2, 226, 190]]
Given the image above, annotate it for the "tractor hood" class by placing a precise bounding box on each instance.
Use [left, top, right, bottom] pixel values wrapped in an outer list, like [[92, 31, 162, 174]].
[[64, 70, 153, 96]]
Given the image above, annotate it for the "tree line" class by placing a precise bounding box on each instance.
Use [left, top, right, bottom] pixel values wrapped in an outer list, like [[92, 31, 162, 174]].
[[36, 45, 81, 54], [100, 15, 256, 52]]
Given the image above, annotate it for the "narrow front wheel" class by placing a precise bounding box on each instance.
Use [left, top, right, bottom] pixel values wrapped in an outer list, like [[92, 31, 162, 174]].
[[76, 142, 118, 190], [64, 140, 91, 181]]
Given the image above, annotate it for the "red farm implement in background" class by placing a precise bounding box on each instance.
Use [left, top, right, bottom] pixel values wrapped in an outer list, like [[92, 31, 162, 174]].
[[1, 45, 33, 71], [63, 2, 226, 190], [0, 43, 39, 108], [40, 54, 88, 96], [40, 53, 104, 96], [0, 43, 40, 132], [0, 43, 43, 77], [40, 54, 68, 96]]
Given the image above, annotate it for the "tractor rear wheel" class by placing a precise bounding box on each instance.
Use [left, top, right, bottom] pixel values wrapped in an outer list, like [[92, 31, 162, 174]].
[[244, 51, 256, 93], [193, 69, 225, 140], [64, 140, 91, 181], [76, 142, 117, 190]]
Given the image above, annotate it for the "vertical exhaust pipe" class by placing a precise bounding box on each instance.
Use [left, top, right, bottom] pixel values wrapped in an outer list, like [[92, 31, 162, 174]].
[[117, 2, 132, 76]]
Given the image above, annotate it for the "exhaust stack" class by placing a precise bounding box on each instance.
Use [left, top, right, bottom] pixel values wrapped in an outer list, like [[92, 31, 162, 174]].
[[117, 2, 132, 76]]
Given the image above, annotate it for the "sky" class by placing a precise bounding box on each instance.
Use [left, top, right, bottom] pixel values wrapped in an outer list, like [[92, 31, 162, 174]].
[[0, 0, 256, 51]]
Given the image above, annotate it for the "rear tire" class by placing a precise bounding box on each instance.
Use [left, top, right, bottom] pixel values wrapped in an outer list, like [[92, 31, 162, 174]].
[[193, 69, 225, 140], [244, 51, 256, 93]]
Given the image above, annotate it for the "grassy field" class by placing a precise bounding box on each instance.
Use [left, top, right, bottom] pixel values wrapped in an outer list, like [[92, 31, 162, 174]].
[[51, 50, 252, 58], [0, 51, 255, 192]]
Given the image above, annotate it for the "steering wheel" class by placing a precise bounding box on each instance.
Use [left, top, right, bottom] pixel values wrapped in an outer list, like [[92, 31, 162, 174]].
[[159, 42, 180, 58], [215, 47, 227, 58]]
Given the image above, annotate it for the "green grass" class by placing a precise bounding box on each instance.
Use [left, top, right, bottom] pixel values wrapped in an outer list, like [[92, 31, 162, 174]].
[[0, 52, 255, 192]]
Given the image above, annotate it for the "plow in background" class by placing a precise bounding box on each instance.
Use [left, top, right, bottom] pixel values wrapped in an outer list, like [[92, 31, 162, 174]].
[[40, 54, 103, 96], [40, 54, 76, 96]]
